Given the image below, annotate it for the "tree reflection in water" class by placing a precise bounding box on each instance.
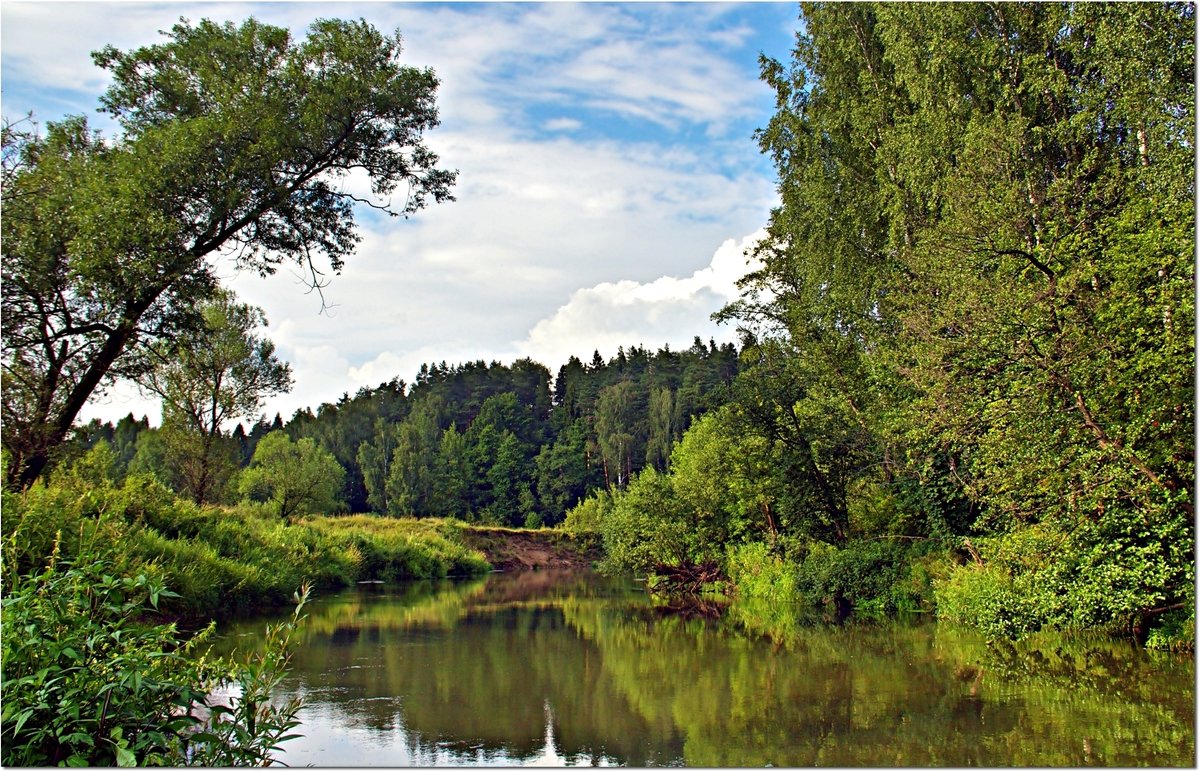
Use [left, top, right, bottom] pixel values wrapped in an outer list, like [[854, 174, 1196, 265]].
[[217, 571, 1195, 767]]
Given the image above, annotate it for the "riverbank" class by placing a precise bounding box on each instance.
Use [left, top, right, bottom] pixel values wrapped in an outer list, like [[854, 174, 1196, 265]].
[[1, 474, 491, 622], [458, 526, 602, 571]]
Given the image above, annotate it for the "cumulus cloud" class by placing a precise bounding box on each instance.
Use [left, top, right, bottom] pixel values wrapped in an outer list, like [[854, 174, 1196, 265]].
[[516, 230, 766, 370], [12, 3, 794, 426]]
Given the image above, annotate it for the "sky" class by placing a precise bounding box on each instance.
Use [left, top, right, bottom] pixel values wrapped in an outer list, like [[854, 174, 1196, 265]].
[[1, 1, 798, 427]]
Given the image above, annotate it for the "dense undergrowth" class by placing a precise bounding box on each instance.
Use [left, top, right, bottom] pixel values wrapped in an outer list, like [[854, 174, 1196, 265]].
[[2, 469, 490, 621], [565, 471, 1194, 653]]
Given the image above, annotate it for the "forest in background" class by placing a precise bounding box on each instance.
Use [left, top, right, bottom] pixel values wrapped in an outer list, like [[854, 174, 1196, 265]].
[[68, 339, 740, 526]]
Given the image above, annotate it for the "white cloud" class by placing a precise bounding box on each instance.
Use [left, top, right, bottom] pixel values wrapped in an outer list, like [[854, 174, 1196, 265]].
[[515, 230, 766, 370], [16, 3, 794, 426], [543, 117, 582, 132]]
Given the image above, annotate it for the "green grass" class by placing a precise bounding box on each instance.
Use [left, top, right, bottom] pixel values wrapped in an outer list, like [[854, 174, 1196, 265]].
[[2, 475, 490, 621]]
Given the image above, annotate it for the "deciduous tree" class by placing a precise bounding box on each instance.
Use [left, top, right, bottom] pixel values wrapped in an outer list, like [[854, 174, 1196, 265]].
[[2, 17, 455, 487], [239, 431, 344, 521], [136, 289, 292, 503]]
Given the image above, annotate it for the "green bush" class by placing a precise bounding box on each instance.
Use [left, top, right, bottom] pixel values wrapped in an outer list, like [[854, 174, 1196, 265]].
[[1144, 604, 1195, 652], [725, 541, 799, 603], [934, 520, 1195, 645], [0, 549, 307, 766], [793, 539, 929, 619], [562, 489, 613, 534], [598, 469, 690, 576], [934, 560, 1044, 640]]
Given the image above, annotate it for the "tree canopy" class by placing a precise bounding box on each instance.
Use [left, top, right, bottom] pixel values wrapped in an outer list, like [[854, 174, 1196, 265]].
[[720, 1, 1194, 636], [2, 16, 456, 487]]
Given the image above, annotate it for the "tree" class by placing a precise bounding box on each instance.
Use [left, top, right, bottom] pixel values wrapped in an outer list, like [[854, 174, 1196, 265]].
[[136, 289, 292, 503], [384, 403, 441, 517], [668, 409, 782, 549], [594, 381, 640, 488], [2, 16, 455, 487], [534, 419, 596, 525], [644, 386, 675, 470], [433, 424, 472, 518], [239, 431, 344, 521], [357, 419, 401, 514], [732, 2, 1194, 632]]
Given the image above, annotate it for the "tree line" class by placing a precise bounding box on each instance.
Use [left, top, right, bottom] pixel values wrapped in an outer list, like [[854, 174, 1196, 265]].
[[69, 337, 740, 526]]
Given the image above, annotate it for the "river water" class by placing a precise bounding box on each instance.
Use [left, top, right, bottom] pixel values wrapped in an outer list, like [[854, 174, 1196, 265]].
[[217, 570, 1194, 767]]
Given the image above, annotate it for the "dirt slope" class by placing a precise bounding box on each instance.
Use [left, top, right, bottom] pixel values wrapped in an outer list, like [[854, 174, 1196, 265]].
[[458, 527, 602, 572]]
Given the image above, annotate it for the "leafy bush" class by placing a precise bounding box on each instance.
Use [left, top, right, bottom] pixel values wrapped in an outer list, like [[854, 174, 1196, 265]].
[[0, 549, 307, 766], [562, 489, 613, 534], [793, 539, 929, 619], [725, 541, 799, 603], [934, 519, 1195, 645], [934, 561, 1044, 640], [598, 469, 690, 575], [1144, 605, 1195, 652]]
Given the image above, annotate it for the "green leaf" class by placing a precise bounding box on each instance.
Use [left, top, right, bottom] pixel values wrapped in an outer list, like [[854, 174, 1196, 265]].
[[114, 745, 137, 767]]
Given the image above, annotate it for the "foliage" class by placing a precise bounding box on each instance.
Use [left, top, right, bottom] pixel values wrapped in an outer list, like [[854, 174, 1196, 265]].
[[1, 15, 455, 487], [239, 430, 344, 521], [724, 541, 799, 604], [0, 546, 307, 766], [303, 516, 490, 580], [667, 409, 780, 548], [136, 289, 292, 504], [715, 1, 1194, 640], [178, 589, 310, 766], [935, 520, 1196, 641], [562, 489, 613, 535], [935, 559, 1045, 641], [2, 468, 489, 620], [597, 469, 688, 577], [790, 539, 933, 619]]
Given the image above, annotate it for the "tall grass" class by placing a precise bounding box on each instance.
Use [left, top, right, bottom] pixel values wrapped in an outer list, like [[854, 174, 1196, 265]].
[[2, 473, 490, 620]]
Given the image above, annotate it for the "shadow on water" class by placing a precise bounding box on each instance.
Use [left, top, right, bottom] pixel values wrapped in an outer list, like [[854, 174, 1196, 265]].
[[217, 571, 1195, 767]]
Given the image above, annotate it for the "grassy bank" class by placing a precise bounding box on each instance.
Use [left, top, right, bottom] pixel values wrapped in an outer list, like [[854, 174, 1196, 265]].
[[2, 472, 490, 621]]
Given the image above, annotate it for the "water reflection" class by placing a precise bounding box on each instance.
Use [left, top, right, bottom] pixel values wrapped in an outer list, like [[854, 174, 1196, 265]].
[[218, 572, 1195, 767]]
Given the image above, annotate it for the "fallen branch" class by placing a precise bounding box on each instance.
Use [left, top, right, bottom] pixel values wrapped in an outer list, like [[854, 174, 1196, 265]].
[[650, 560, 723, 596]]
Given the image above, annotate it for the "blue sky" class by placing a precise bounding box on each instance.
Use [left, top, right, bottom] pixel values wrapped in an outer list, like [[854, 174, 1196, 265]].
[[1, 1, 798, 426]]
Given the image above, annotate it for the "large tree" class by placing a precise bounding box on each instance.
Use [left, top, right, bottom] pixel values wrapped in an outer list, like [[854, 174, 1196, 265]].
[[734, 2, 1194, 630], [2, 17, 455, 487]]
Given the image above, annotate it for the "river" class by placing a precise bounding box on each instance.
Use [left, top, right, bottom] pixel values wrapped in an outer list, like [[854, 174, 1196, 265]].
[[216, 570, 1194, 766]]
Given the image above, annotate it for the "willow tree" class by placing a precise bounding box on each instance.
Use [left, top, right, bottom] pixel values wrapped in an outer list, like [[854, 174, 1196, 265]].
[[2, 17, 456, 487]]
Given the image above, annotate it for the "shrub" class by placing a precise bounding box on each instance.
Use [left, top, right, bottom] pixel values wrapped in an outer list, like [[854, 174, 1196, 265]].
[[599, 469, 690, 575], [934, 560, 1044, 640], [0, 549, 307, 766], [562, 489, 613, 534], [725, 541, 799, 603], [792, 539, 929, 619]]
